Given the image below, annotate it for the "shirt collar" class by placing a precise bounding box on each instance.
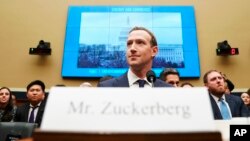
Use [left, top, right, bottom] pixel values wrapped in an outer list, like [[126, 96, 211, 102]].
[[29, 102, 41, 108], [210, 93, 226, 102], [127, 68, 151, 87]]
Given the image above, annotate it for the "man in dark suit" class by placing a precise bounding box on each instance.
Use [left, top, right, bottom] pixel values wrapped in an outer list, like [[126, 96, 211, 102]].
[[98, 26, 171, 88], [159, 68, 180, 87], [203, 70, 249, 119], [15, 80, 46, 127]]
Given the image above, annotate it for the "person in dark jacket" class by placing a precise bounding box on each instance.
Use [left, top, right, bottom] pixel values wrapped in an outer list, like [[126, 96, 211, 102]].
[[0, 87, 16, 122], [15, 80, 46, 127]]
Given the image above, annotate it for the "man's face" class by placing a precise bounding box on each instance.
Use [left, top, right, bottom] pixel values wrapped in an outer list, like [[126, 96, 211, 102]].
[[0, 88, 10, 104], [165, 74, 180, 87], [126, 30, 158, 70], [205, 71, 226, 95], [26, 85, 45, 105]]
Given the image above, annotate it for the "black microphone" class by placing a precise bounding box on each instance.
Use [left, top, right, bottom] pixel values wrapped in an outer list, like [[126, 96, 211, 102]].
[[146, 70, 156, 87]]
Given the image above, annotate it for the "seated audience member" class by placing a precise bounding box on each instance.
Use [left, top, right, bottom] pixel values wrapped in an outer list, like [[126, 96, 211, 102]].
[[98, 26, 171, 88], [224, 79, 235, 94], [159, 68, 180, 87], [180, 82, 194, 88], [15, 80, 46, 127], [203, 70, 249, 120], [241, 90, 250, 111], [0, 87, 16, 122], [80, 82, 93, 87], [221, 73, 235, 94]]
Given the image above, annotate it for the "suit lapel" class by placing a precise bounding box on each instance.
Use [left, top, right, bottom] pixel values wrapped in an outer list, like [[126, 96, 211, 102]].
[[35, 101, 45, 123], [225, 94, 235, 116], [24, 104, 30, 122], [115, 73, 129, 87], [209, 94, 223, 119], [115, 73, 169, 87], [154, 79, 166, 87]]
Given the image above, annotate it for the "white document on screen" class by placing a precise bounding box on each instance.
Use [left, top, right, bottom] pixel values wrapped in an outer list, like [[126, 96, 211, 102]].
[[41, 87, 215, 133]]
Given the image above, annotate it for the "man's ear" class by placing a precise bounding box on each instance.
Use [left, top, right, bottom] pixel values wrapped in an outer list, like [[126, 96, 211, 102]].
[[151, 46, 158, 58], [204, 83, 209, 89]]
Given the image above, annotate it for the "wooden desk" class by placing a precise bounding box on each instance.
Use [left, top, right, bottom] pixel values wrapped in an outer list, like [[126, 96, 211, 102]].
[[18, 137, 33, 141], [32, 130, 222, 141]]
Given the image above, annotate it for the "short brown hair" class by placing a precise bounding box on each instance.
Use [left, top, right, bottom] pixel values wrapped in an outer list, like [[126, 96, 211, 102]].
[[203, 69, 221, 83], [129, 26, 157, 47], [159, 68, 180, 81]]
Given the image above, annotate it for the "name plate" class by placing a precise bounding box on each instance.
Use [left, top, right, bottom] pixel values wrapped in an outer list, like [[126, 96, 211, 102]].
[[41, 87, 215, 132]]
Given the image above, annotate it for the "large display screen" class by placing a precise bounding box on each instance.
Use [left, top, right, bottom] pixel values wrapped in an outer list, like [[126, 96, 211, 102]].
[[62, 6, 200, 78]]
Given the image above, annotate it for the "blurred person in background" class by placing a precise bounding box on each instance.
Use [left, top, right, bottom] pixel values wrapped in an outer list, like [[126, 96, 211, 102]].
[[180, 82, 194, 88], [241, 89, 250, 111], [0, 87, 16, 122], [159, 68, 180, 87], [80, 82, 93, 87], [221, 73, 234, 94]]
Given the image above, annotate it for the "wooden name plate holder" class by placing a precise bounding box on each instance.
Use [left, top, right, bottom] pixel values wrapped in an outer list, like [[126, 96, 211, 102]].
[[33, 130, 222, 141]]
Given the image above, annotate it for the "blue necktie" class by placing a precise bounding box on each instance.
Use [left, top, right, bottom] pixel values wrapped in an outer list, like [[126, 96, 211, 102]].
[[29, 106, 38, 123], [219, 98, 231, 120], [137, 80, 146, 88]]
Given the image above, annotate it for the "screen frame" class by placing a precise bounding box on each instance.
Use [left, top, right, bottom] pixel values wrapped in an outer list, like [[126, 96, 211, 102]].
[[62, 6, 200, 78]]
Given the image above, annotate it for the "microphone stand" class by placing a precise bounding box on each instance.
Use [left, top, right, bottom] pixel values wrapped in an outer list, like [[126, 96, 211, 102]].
[[146, 70, 156, 88], [150, 77, 154, 88]]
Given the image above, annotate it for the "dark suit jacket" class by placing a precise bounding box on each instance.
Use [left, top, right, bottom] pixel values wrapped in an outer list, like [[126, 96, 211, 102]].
[[14, 101, 46, 127], [209, 94, 250, 119], [98, 73, 172, 87]]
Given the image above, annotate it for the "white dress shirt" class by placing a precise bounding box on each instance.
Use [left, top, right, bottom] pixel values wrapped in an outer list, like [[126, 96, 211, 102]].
[[127, 69, 152, 88]]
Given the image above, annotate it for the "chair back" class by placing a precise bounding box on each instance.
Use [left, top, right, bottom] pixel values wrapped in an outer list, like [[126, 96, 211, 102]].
[[0, 122, 37, 141]]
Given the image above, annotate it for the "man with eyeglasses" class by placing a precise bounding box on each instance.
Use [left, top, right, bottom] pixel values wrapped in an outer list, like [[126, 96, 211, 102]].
[[159, 68, 180, 87]]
